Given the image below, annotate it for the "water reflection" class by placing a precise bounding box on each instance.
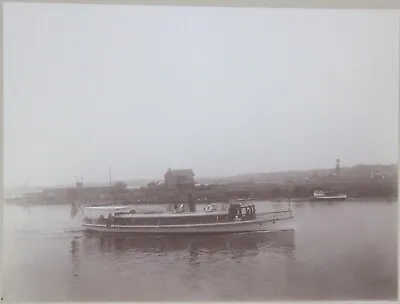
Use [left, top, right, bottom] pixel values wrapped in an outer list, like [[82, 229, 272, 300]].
[[70, 236, 81, 276], [80, 232, 295, 259], [5, 201, 396, 301]]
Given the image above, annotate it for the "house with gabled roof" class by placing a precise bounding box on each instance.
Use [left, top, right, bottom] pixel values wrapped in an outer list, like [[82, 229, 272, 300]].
[[164, 168, 195, 189]]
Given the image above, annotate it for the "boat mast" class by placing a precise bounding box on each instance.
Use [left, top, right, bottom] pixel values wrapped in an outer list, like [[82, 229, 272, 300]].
[[74, 176, 85, 217], [287, 197, 292, 213], [108, 167, 112, 202]]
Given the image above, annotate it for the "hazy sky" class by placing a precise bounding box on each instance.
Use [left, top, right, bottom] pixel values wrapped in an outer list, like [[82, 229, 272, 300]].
[[4, 4, 399, 188]]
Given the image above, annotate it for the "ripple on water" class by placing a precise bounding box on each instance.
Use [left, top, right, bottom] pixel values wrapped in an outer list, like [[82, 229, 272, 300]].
[[2, 201, 397, 301]]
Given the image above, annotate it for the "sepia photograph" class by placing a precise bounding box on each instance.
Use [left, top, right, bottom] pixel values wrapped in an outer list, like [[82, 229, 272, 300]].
[[2, 1, 398, 302]]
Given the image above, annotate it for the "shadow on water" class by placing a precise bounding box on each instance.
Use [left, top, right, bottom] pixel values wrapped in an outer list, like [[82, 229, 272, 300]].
[[62, 232, 297, 301], [79, 231, 295, 258]]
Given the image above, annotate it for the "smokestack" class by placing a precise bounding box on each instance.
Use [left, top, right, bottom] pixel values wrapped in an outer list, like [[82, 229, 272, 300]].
[[188, 193, 195, 212]]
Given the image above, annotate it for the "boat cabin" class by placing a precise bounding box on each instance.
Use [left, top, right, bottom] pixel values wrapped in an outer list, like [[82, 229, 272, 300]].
[[228, 203, 256, 221]]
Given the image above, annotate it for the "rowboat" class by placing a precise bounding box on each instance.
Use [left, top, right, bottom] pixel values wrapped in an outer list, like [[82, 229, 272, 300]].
[[72, 201, 295, 234]]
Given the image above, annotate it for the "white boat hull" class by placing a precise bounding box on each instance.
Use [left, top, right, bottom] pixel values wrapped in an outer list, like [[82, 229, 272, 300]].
[[312, 190, 347, 200], [312, 195, 347, 200], [83, 216, 294, 234]]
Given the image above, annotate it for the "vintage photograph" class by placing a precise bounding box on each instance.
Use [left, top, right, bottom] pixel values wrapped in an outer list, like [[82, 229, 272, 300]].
[[2, 2, 398, 302]]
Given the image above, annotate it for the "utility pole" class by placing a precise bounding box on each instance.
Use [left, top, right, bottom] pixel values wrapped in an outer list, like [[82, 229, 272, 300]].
[[108, 167, 112, 201], [109, 167, 112, 188]]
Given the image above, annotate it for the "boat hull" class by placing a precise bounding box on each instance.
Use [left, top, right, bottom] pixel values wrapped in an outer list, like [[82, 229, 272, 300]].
[[311, 196, 347, 201], [83, 216, 294, 234], [312, 190, 347, 201]]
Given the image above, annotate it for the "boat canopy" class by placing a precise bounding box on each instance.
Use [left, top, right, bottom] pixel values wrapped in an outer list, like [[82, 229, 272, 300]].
[[84, 205, 130, 210], [115, 211, 229, 219]]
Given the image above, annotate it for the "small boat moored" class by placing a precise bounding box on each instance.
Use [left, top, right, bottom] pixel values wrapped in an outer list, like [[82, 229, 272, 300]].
[[312, 190, 347, 201]]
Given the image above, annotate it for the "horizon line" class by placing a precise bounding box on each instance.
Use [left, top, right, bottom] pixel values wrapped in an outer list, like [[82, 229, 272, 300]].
[[5, 162, 398, 191]]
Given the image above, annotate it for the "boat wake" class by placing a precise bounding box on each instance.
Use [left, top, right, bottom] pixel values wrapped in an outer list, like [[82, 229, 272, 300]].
[[64, 227, 86, 234]]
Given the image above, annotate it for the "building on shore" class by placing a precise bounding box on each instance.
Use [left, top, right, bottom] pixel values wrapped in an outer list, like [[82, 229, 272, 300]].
[[164, 168, 195, 189], [335, 158, 341, 177]]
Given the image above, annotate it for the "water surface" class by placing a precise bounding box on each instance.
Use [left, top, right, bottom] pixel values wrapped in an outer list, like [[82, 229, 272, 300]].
[[2, 200, 397, 301]]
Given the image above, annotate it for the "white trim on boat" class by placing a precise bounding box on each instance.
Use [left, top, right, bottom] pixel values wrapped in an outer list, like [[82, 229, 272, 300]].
[[83, 215, 291, 229], [83, 216, 294, 234]]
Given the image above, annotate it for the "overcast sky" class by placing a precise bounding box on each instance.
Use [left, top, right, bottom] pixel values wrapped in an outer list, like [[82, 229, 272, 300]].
[[4, 4, 399, 188]]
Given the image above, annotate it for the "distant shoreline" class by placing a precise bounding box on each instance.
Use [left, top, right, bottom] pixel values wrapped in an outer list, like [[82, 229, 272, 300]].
[[5, 163, 398, 193], [5, 196, 397, 207], [5, 174, 398, 207]]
